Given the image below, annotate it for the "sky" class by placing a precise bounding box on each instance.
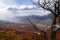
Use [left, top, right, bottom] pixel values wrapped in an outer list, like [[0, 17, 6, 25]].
[[0, 0, 34, 8], [0, 0, 51, 22]]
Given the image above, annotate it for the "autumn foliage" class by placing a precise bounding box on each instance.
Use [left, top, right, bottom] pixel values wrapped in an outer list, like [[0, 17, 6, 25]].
[[0, 24, 43, 40], [0, 24, 60, 40]]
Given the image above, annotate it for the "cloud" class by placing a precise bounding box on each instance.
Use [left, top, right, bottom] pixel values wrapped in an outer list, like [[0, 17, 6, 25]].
[[0, 0, 51, 23], [0, 0, 14, 7], [32, 0, 39, 2], [7, 5, 51, 16], [19, 5, 37, 10], [7, 5, 37, 10], [0, 5, 51, 23]]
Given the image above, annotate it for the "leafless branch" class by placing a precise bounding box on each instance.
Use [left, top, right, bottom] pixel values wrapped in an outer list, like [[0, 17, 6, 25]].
[[27, 18, 48, 40], [38, 0, 56, 16], [27, 18, 40, 31], [31, 0, 56, 16]]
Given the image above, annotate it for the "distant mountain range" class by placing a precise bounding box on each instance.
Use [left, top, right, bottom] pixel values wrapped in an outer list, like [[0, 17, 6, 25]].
[[0, 14, 52, 31], [12, 14, 52, 23], [0, 13, 52, 24], [28, 14, 52, 20]]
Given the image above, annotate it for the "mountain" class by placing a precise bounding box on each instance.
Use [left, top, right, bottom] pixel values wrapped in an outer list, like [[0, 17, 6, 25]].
[[0, 14, 52, 32], [28, 14, 52, 20], [12, 14, 52, 23], [0, 20, 35, 32], [12, 16, 29, 23], [0, 13, 52, 24]]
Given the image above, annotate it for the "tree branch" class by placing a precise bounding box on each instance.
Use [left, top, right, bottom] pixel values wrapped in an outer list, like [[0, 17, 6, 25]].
[[38, 0, 56, 16]]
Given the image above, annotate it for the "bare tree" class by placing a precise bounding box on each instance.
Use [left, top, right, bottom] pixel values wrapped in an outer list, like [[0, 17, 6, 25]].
[[27, 18, 48, 40], [31, 0, 60, 40]]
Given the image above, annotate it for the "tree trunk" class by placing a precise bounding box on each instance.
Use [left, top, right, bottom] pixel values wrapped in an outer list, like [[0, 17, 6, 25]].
[[44, 32, 48, 40], [41, 31, 48, 40], [51, 16, 57, 40]]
